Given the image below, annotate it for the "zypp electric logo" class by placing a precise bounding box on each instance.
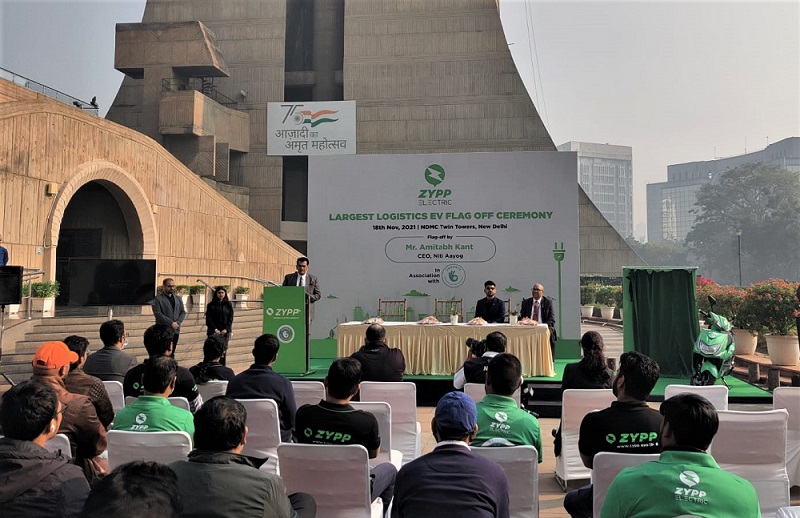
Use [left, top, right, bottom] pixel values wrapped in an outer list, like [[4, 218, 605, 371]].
[[420, 164, 452, 206], [282, 104, 339, 127], [277, 325, 296, 344], [674, 470, 708, 505], [265, 307, 302, 317]]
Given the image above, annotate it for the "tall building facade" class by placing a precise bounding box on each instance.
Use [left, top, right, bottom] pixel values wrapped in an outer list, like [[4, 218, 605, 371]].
[[647, 136, 799, 243], [557, 142, 633, 238]]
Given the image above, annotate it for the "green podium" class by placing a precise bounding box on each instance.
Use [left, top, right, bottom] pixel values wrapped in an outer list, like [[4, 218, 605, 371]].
[[263, 285, 313, 375]]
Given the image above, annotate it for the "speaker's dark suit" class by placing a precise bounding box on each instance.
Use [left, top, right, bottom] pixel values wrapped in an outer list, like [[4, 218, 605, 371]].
[[282, 273, 321, 322], [520, 296, 557, 357]]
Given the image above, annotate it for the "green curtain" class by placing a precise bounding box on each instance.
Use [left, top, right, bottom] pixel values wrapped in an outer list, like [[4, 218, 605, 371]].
[[626, 268, 700, 377]]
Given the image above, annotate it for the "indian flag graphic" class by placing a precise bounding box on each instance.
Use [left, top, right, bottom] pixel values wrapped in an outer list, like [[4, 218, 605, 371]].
[[292, 109, 339, 127]]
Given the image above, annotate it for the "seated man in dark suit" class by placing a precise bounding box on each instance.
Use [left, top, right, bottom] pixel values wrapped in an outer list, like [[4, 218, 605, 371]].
[[350, 324, 406, 382], [474, 280, 506, 323], [520, 283, 557, 358], [392, 391, 509, 517]]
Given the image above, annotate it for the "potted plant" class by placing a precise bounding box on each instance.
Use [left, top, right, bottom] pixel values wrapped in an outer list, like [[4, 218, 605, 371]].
[[708, 284, 754, 355], [595, 285, 617, 320], [173, 285, 190, 306], [738, 279, 799, 365], [30, 280, 59, 315], [448, 301, 459, 324], [189, 284, 206, 310], [4, 283, 27, 317], [234, 286, 250, 309], [580, 284, 597, 318], [509, 305, 520, 325]]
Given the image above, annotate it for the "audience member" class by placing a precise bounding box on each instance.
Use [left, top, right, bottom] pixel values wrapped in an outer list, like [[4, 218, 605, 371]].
[[170, 396, 316, 518], [0, 381, 90, 518], [453, 331, 506, 389], [350, 323, 406, 382], [294, 358, 396, 514], [190, 335, 236, 383], [226, 334, 296, 442], [564, 351, 662, 518], [205, 286, 234, 365], [124, 324, 202, 413], [78, 461, 182, 518], [84, 319, 137, 383], [474, 280, 506, 323], [30, 341, 107, 481], [554, 331, 613, 456], [472, 353, 542, 462], [602, 393, 761, 517], [63, 335, 115, 429], [113, 356, 194, 441], [392, 391, 509, 517]]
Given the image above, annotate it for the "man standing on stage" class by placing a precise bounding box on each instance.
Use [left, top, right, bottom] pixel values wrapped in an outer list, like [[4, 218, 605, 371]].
[[152, 278, 186, 353], [520, 283, 557, 357], [474, 280, 506, 323], [282, 256, 321, 322]]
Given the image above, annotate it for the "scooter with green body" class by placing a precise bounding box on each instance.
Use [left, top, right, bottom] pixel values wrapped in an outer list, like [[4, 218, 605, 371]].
[[691, 295, 736, 386]]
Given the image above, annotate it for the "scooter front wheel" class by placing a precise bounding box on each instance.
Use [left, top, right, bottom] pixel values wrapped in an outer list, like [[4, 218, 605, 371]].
[[691, 371, 715, 386]]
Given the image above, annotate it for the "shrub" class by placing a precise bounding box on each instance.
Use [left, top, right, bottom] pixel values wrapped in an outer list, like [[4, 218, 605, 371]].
[[594, 285, 618, 307], [234, 286, 250, 295], [30, 281, 59, 298], [737, 279, 799, 335], [188, 284, 206, 295], [580, 284, 597, 306]]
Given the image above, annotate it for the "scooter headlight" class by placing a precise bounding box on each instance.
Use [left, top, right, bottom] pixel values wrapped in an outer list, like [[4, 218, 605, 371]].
[[699, 340, 722, 355]]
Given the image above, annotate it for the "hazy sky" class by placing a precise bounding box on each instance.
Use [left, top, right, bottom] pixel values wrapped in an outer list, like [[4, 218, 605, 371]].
[[1, 0, 798, 240]]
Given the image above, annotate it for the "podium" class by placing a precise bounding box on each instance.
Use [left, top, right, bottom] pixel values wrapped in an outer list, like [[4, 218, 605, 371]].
[[263, 285, 314, 375]]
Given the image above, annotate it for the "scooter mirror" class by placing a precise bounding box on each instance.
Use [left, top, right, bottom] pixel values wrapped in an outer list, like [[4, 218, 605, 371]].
[[708, 295, 716, 308]]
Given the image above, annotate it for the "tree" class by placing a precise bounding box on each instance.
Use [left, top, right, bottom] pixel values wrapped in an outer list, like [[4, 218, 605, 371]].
[[685, 162, 800, 285], [626, 237, 691, 267]]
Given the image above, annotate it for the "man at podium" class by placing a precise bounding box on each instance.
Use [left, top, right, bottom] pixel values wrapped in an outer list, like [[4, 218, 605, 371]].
[[282, 256, 321, 322]]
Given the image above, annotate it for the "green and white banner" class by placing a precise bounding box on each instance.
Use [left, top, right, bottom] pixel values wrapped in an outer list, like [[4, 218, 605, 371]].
[[307, 151, 580, 342], [263, 286, 307, 374]]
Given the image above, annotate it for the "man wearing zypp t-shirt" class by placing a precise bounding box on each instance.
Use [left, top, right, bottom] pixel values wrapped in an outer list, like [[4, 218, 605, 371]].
[[602, 393, 761, 517]]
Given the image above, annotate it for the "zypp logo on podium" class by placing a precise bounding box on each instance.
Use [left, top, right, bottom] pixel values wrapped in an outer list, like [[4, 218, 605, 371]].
[[265, 307, 302, 318]]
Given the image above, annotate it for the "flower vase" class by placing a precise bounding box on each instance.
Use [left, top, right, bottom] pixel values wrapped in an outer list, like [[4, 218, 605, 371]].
[[509, 314, 518, 325], [449, 314, 458, 325], [580, 305, 594, 318]]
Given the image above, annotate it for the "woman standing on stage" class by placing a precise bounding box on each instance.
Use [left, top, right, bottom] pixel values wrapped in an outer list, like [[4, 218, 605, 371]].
[[205, 286, 234, 365]]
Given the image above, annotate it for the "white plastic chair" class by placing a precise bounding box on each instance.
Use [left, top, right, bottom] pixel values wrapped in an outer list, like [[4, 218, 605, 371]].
[[103, 380, 125, 414], [359, 381, 421, 464], [197, 380, 228, 401], [778, 506, 800, 518], [43, 433, 72, 460], [554, 389, 615, 491], [774, 387, 800, 488], [591, 451, 660, 516], [107, 430, 192, 470], [236, 398, 281, 473], [291, 380, 325, 409], [124, 396, 191, 411], [709, 409, 790, 517], [471, 445, 539, 518], [278, 443, 383, 518], [464, 383, 521, 405], [350, 401, 403, 469], [664, 384, 729, 410]]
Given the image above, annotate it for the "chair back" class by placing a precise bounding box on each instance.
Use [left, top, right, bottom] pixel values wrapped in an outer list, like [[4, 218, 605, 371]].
[[360, 381, 420, 463], [591, 452, 660, 516], [554, 389, 615, 490], [777, 506, 800, 518], [663, 384, 729, 410], [103, 380, 125, 414], [43, 433, 72, 460], [292, 380, 325, 409], [124, 395, 191, 411], [197, 380, 228, 401], [278, 443, 382, 518], [774, 387, 800, 487], [710, 409, 790, 516], [377, 299, 407, 322], [464, 383, 521, 405], [107, 430, 192, 470], [434, 298, 464, 321], [235, 398, 281, 464], [350, 401, 402, 468], [471, 445, 539, 518]]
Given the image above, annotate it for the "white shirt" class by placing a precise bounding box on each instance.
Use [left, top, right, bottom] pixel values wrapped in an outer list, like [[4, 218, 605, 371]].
[[297, 274, 306, 287]]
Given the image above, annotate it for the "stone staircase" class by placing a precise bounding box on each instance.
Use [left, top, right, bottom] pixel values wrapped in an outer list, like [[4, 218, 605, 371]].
[[0, 307, 266, 390]]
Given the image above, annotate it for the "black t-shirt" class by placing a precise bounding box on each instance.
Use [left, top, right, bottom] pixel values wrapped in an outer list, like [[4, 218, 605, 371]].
[[463, 356, 491, 384], [123, 359, 200, 402], [294, 400, 380, 452], [189, 361, 236, 382], [578, 401, 662, 460], [350, 342, 405, 382]]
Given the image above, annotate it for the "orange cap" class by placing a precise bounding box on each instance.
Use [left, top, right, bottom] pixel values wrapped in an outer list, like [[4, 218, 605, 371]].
[[32, 341, 78, 369]]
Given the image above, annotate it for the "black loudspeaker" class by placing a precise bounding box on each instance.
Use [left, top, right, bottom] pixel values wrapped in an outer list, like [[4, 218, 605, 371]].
[[0, 266, 23, 306]]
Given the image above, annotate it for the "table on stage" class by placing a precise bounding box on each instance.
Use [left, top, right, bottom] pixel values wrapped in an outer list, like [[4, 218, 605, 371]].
[[337, 322, 555, 377]]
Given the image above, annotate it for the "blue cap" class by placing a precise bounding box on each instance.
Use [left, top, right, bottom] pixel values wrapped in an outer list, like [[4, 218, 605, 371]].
[[435, 391, 478, 433]]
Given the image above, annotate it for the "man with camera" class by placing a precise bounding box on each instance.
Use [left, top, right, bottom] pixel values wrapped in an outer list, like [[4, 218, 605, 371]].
[[453, 331, 506, 390]]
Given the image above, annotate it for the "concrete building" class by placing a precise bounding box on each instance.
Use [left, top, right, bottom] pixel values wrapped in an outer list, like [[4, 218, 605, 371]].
[[647, 136, 800, 243], [557, 141, 633, 238]]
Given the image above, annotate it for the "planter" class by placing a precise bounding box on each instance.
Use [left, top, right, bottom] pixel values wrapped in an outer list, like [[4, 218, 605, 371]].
[[580, 305, 594, 318], [449, 314, 459, 325], [732, 328, 758, 356], [509, 314, 519, 325], [191, 294, 206, 310], [178, 294, 190, 307], [600, 307, 616, 320], [4, 303, 21, 317], [766, 334, 800, 366], [30, 297, 55, 316], [234, 293, 249, 309]]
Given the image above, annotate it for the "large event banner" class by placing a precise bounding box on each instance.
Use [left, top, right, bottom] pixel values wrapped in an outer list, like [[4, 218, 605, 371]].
[[263, 286, 307, 374], [267, 101, 356, 155], [307, 151, 580, 344]]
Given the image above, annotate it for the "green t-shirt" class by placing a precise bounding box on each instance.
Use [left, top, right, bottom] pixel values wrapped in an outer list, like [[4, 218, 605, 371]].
[[112, 395, 195, 445], [601, 449, 761, 518], [472, 394, 542, 463]]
